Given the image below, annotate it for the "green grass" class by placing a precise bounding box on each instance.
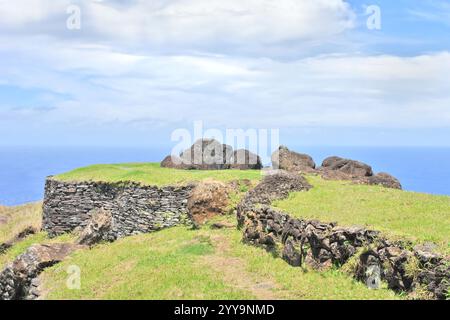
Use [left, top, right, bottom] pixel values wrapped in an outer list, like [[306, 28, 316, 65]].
[[4, 168, 446, 299], [41, 227, 254, 300], [40, 220, 399, 300], [0, 232, 48, 269], [273, 175, 450, 254], [54, 163, 262, 187]]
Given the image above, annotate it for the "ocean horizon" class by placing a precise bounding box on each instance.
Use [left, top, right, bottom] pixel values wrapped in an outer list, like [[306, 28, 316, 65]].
[[0, 145, 449, 206]]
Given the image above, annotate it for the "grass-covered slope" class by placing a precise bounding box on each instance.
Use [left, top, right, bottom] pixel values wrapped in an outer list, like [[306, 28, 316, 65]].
[[0, 203, 74, 269], [40, 217, 399, 300], [273, 175, 450, 254], [54, 163, 262, 186], [0, 203, 42, 244], [3, 168, 448, 299]]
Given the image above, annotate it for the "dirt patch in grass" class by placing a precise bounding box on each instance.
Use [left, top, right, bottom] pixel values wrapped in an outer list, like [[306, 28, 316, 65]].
[[199, 232, 285, 300]]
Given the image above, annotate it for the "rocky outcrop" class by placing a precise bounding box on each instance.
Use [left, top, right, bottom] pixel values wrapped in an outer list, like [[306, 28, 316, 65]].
[[271, 146, 316, 172], [230, 149, 262, 170], [43, 179, 194, 238], [267, 147, 401, 190], [161, 139, 264, 171], [187, 181, 232, 225], [0, 243, 82, 300], [315, 156, 402, 190], [76, 208, 114, 246], [321, 156, 373, 177]]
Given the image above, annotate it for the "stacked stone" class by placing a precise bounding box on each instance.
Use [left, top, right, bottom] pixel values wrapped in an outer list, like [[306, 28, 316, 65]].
[[43, 178, 194, 239], [239, 203, 449, 299]]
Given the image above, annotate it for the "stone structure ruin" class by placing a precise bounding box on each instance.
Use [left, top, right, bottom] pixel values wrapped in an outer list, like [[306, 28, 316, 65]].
[[0, 142, 447, 300]]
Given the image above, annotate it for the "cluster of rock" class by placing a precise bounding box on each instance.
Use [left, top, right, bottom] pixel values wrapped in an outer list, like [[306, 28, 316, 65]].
[[161, 139, 262, 170], [272, 146, 402, 189], [237, 172, 449, 300], [43, 179, 194, 239], [161, 141, 401, 189]]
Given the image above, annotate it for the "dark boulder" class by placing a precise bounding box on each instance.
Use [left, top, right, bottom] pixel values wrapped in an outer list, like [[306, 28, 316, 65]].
[[271, 146, 315, 172], [367, 173, 402, 190], [230, 149, 262, 170], [180, 139, 233, 170], [321, 156, 373, 177]]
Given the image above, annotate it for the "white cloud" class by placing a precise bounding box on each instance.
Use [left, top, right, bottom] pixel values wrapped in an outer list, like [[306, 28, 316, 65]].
[[89, 0, 354, 44], [0, 0, 355, 53], [1, 0, 449, 147], [1, 33, 450, 130], [0, 0, 70, 27]]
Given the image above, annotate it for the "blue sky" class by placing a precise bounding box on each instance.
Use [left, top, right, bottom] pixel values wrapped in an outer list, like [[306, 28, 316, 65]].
[[0, 0, 449, 147]]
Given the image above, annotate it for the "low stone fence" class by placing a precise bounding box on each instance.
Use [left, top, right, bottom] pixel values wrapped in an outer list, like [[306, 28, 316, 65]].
[[240, 205, 449, 300], [43, 178, 194, 239]]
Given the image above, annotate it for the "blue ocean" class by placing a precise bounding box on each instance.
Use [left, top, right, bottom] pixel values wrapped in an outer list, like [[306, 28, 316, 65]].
[[0, 146, 449, 206]]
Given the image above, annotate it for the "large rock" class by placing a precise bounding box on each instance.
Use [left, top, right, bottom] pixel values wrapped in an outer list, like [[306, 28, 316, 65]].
[[76, 208, 114, 246], [230, 149, 262, 170], [271, 146, 315, 172], [187, 180, 232, 225], [321, 156, 373, 177], [0, 243, 80, 300], [367, 173, 402, 190], [180, 139, 233, 170]]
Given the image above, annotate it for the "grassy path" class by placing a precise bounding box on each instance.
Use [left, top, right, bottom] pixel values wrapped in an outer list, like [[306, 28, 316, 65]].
[[199, 233, 283, 300]]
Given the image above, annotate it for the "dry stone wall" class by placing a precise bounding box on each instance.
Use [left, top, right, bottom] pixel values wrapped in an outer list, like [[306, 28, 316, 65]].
[[43, 178, 194, 239]]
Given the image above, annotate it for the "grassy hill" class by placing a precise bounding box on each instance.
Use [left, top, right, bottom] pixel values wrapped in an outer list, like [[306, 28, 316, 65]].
[[2, 163, 449, 299]]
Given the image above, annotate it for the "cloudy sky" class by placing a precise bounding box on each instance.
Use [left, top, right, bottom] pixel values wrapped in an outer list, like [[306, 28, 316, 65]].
[[1, 0, 449, 147]]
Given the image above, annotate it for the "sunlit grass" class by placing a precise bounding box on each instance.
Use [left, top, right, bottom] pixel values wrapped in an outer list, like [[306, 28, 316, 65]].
[[0, 202, 42, 244], [40, 221, 400, 300], [55, 162, 262, 186], [273, 175, 450, 254]]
